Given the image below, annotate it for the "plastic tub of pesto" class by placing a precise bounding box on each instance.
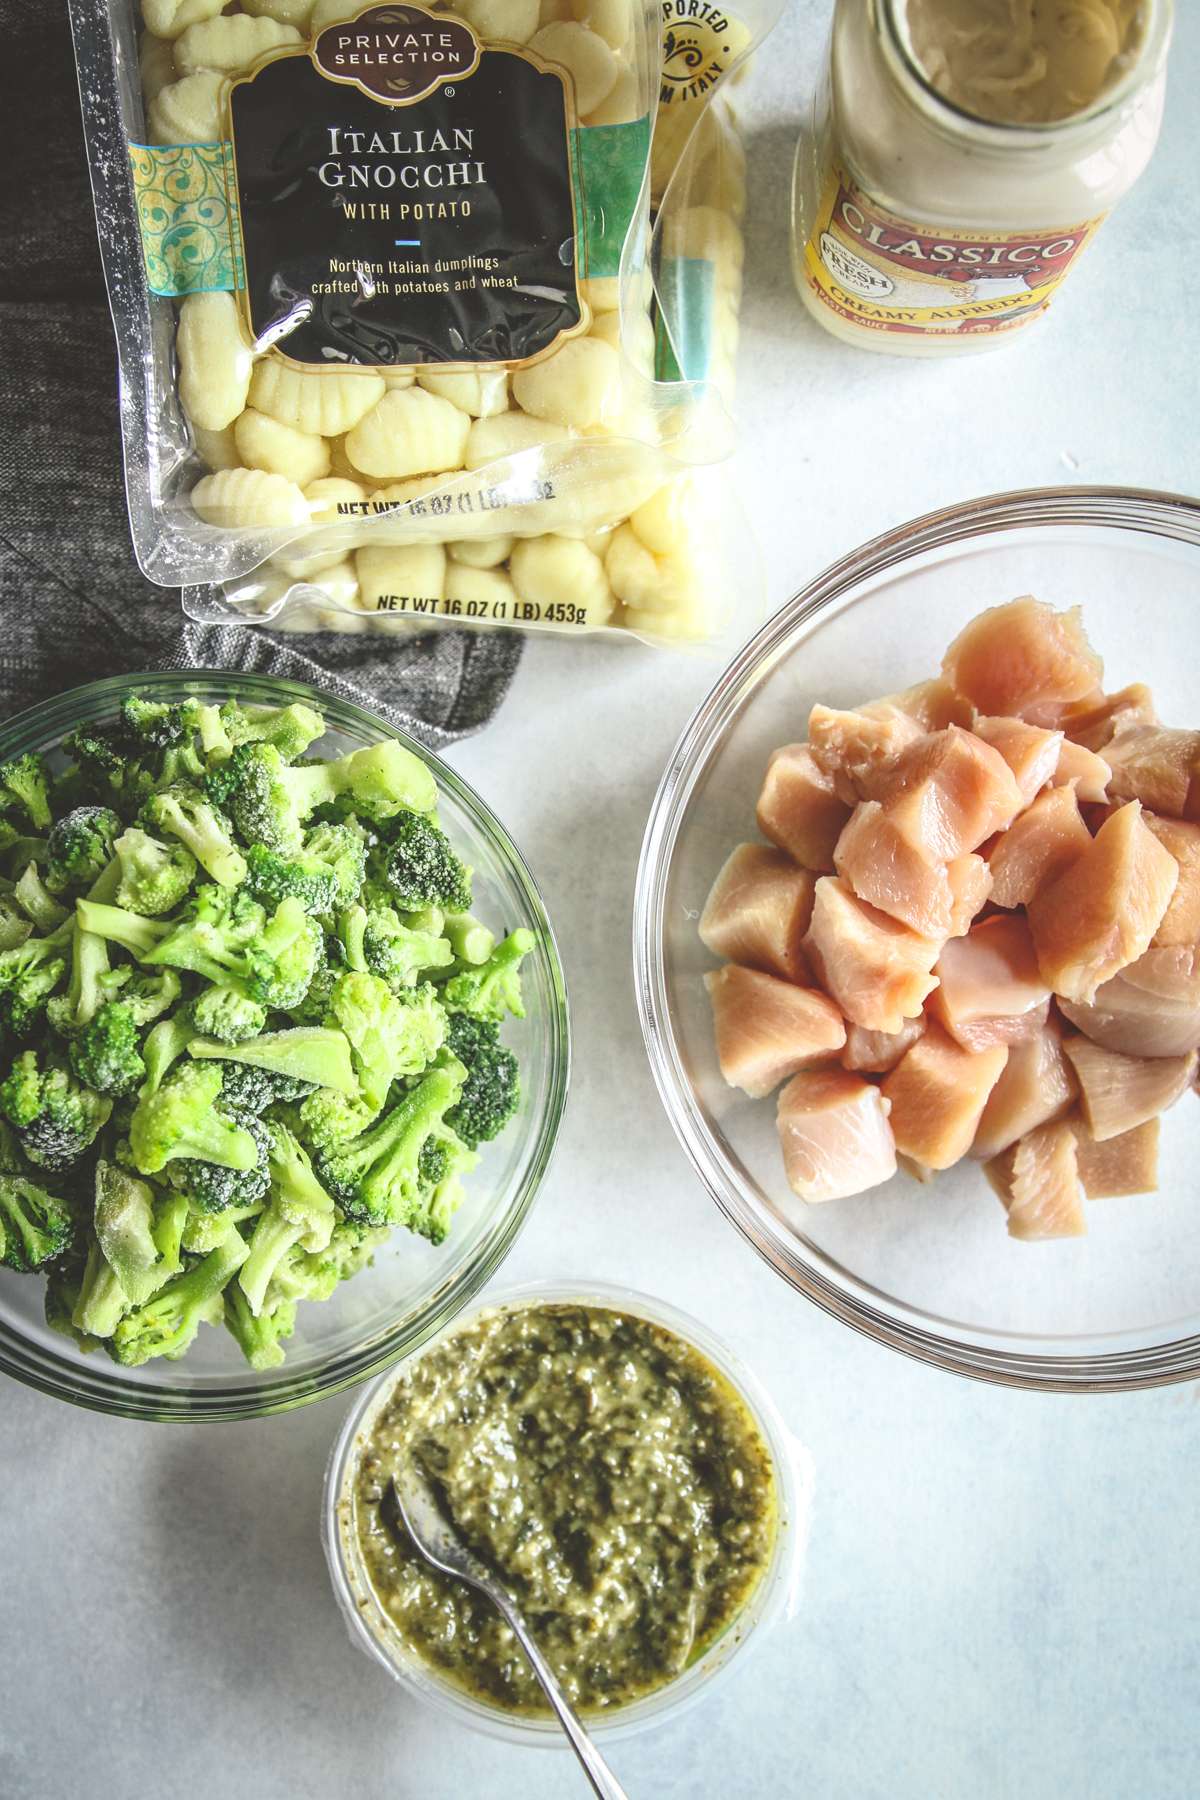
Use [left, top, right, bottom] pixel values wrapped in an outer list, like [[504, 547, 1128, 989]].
[[323, 1281, 811, 1744]]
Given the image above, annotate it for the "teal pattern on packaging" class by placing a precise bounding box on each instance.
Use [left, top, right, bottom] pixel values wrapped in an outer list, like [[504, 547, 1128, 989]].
[[128, 142, 245, 297]]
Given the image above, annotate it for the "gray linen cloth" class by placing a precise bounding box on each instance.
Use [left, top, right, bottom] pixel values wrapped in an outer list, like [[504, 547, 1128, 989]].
[[0, 4, 521, 747]]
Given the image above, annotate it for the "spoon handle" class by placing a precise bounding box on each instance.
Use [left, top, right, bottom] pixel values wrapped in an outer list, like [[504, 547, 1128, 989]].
[[492, 1592, 630, 1800]]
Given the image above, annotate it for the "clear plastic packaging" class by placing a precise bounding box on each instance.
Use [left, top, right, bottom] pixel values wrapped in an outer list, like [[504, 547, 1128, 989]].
[[67, 0, 777, 645]]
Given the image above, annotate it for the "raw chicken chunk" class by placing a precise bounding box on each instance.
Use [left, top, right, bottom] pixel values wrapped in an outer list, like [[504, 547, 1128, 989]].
[[930, 914, 1051, 1051], [986, 1121, 1085, 1240], [1060, 683, 1157, 752], [842, 1017, 926, 1074], [803, 876, 941, 1034], [1105, 725, 1200, 820], [705, 965, 846, 1099], [776, 1068, 896, 1203], [971, 1018, 1078, 1160], [1027, 801, 1178, 1002], [1144, 815, 1200, 945], [700, 844, 816, 984], [882, 677, 974, 732], [756, 743, 852, 871], [1051, 737, 1111, 803], [1062, 1035, 1196, 1141], [942, 598, 1103, 726], [834, 802, 960, 938], [947, 854, 993, 935], [883, 726, 1023, 861], [986, 784, 1092, 909], [972, 716, 1063, 805], [807, 703, 924, 802], [1073, 1117, 1160, 1198], [1058, 943, 1200, 1059], [881, 1023, 1008, 1170]]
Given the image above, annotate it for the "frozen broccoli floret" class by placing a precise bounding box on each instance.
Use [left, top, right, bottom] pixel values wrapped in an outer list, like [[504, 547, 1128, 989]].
[[169, 1109, 271, 1215], [13, 862, 69, 931], [0, 926, 69, 1037], [113, 827, 197, 915], [444, 1012, 519, 1149], [188, 1025, 357, 1094], [411, 1126, 477, 1246], [0, 754, 52, 832], [0, 1171, 75, 1270], [120, 695, 189, 749], [188, 984, 268, 1046], [74, 898, 170, 961], [216, 1061, 316, 1117], [378, 810, 472, 914], [44, 806, 122, 897], [140, 1014, 198, 1098], [45, 920, 112, 1038], [0, 886, 33, 951], [127, 1061, 258, 1177], [0, 1050, 111, 1170], [244, 820, 367, 915], [208, 739, 435, 854], [223, 1282, 297, 1370], [141, 784, 247, 888], [147, 889, 323, 1012], [269, 1219, 390, 1307], [69, 1001, 146, 1097], [71, 1239, 130, 1338], [315, 1057, 465, 1230], [328, 970, 445, 1111], [295, 1085, 379, 1150], [218, 699, 326, 762], [441, 929, 535, 1023], [62, 727, 156, 819], [442, 913, 496, 966], [350, 902, 453, 991], [93, 1158, 181, 1303], [113, 968, 182, 1030], [238, 1120, 336, 1316], [108, 1226, 249, 1366]]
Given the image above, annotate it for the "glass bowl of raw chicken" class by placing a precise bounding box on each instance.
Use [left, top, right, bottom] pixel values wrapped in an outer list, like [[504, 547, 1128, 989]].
[[635, 488, 1200, 1391]]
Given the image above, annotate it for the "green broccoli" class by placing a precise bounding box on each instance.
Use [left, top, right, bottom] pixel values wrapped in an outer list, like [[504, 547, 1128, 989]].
[[93, 1158, 180, 1302], [74, 898, 170, 961], [168, 1109, 271, 1214], [147, 890, 323, 1011], [0, 1051, 111, 1169], [45, 921, 113, 1039], [187, 1025, 358, 1094], [44, 806, 122, 896], [412, 1127, 477, 1246], [13, 862, 69, 931], [114, 968, 182, 1030], [441, 928, 535, 1023], [120, 695, 189, 749], [71, 1238, 130, 1338], [180, 1199, 264, 1255], [223, 1283, 297, 1370], [295, 1085, 379, 1149], [113, 827, 197, 915], [69, 1002, 146, 1097], [444, 1012, 520, 1149], [207, 739, 435, 854], [238, 1120, 336, 1315], [0, 754, 52, 832], [0, 887, 33, 951], [269, 1219, 390, 1306], [0, 1171, 75, 1269], [354, 902, 454, 990], [442, 913, 496, 966], [188, 984, 268, 1045], [314, 1057, 465, 1230], [218, 698, 326, 761], [108, 1225, 249, 1366], [328, 970, 445, 1111], [140, 1014, 197, 1097], [379, 810, 472, 914], [216, 1061, 316, 1117], [0, 926, 70, 1037], [127, 1061, 258, 1176], [244, 820, 367, 915], [141, 784, 247, 888], [62, 727, 156, 819]]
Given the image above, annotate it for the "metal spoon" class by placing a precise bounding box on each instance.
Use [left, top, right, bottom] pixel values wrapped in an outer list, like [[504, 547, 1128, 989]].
[[386, 1468, 630, 1800]]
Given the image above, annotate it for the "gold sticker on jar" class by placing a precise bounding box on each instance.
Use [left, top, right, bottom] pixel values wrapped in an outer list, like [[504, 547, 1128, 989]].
[[802, 164, 1105, 339]]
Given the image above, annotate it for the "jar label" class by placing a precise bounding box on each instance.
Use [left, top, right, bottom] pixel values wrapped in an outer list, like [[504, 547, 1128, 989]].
[[801, 164, 1105, 339], [226, 3, 586, 368]]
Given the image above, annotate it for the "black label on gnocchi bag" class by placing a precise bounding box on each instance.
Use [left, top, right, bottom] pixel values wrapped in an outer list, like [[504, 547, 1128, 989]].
[[228, 6, 584, 367]]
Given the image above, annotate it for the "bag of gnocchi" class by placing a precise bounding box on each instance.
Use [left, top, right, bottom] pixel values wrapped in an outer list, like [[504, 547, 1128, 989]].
[[68, 0, 771, 643]]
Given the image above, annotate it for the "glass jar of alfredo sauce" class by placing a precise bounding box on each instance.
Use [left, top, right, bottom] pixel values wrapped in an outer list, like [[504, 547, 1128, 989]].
[[791, 0, 1174, 355]]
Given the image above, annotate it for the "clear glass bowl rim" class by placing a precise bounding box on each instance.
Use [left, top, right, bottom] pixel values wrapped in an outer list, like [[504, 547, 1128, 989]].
[[634, 485, 1200, 1395], [0, 670, 570, 1422], [322, 1278, 808, 1746]]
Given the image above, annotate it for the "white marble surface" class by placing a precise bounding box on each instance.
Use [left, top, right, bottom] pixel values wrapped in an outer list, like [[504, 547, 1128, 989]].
[[6, 5, 1200, 1797]]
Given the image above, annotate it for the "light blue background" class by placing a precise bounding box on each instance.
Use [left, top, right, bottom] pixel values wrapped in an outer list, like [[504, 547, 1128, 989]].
[[5, 4, 1200, 1796]]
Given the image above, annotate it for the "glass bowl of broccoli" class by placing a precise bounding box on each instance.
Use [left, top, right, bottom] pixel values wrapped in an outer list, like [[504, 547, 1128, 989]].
[[0, 673, 569, 1419]]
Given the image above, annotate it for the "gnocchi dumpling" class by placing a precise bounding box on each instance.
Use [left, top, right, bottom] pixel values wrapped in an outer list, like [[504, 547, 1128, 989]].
[[174, 14, 302, 76], [510, 535, 614, 625], [270, 478, 368, 576], [452, 0, 539, 43], [191, 467, 309, 530], [356, 545, 448, 612], [190, 421, 240, 472], [138, 32, 178, 101], [530, 22, 618, 115], [569, 0, 631, 53], [416, 368, 509, 418], [512, 337, 621, 430], [147, 70, 225, 144], [177, 291, 255, 432], [141, 0, 224, 41], [606, 521, 706, 617], [234, 409, 331, 487], [583, 65, 639, 126], [448, 535, 515, 568], [464, 412, 572, 468], [241, 0, 317, 28], [248, 361, 386, 436], [344, 387, 471, 480]]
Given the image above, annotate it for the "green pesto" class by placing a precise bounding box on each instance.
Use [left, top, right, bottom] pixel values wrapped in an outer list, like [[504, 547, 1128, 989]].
[[352, 1302, 777, 1715]]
